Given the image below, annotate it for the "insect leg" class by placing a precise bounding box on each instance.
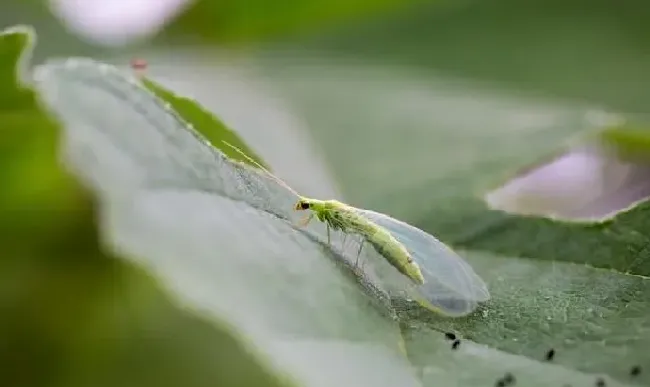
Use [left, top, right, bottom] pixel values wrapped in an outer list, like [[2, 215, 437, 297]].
[[327, 224, 331, 245], [355, 240, 365, 267], [298, 213, 314, 227]]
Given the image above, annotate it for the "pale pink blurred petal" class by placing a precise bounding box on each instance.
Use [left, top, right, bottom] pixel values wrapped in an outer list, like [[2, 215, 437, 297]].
[[49, 0, 194, 46], [484, 144, 650, 221]]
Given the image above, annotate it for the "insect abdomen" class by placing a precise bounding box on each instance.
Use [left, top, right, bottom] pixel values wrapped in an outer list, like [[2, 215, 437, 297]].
[[328, 204, 425, 284], [336, 206, 410, 266], [367, 227, 410, 265], [365, 225, 425, 284]]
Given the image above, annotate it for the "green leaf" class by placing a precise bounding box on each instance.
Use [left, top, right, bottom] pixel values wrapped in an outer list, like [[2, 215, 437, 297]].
[[251, 59, 650, 385], [0, 25, 299, 387], [33, 57, 423, 386], [600, 125, 650, 163], [141, 77, 269, 169]]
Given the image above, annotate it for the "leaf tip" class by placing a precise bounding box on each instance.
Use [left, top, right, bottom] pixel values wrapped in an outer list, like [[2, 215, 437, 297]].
[[1, 24, 37, 90]]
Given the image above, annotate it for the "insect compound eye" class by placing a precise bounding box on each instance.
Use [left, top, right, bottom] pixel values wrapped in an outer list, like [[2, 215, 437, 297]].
[[294, 201, 309, 210]]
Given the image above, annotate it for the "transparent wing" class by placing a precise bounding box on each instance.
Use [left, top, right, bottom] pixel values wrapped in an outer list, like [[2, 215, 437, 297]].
[[352, 208, 490, 317]]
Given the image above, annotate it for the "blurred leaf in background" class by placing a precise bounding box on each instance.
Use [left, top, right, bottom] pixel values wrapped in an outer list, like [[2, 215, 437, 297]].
[[293, 0, 650, 113], [39, 0, 433, 48], [151, 0, 430, 45]]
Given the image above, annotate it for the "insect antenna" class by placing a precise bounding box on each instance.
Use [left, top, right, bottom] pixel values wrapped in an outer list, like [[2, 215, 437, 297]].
[[221, 140, 299, 196]]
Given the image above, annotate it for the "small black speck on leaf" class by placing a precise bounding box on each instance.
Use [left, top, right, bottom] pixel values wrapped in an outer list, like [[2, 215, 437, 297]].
[[451, 339, 461, 350], [630, 365, 641, 376], [503, 372, 515, 384], [494, 372, 516, 387], [545, 348, 555, 361], [595, 377, 606, 387], [444, 332, 456, 341]]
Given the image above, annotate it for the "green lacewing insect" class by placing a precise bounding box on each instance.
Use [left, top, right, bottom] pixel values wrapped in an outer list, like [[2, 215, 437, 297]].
[[222, 141, 490, 316]]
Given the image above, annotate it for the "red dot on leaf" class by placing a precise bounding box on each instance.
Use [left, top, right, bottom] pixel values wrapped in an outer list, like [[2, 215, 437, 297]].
[[130, 58, 148, 70]]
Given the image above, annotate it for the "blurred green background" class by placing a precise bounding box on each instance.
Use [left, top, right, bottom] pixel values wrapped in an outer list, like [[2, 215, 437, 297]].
[[2, 1, 650, 386]]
